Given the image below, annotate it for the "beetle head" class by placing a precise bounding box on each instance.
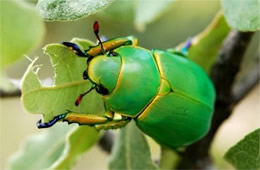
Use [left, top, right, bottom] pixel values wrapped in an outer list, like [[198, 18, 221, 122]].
[[86, 52, 122, 95], [65, 22, 138, 106], [82, 22, 137, 95]]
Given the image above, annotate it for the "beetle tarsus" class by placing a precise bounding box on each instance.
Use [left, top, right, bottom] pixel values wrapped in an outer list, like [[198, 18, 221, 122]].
[[62, 41, 87, 57], [37, 113, 67, 128], [181, 38, 192, 55]]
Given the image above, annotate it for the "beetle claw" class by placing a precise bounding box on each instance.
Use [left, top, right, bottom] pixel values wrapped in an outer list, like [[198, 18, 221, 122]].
[[37, 117, 59, 128], [37, 113, 67, 129]]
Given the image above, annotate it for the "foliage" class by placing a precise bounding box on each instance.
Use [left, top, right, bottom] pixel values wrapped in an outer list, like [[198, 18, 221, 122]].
[[3, 0, 259, 169], [49, 126, 99, 169], [99, 0, 176, 31], [9, 39, 103, 169], [224, 128, 260, 169], [134, 0, 175, 31], [37, 0, 115, 21], [9, 124, 73, 169], [0, 0, 45, 69], [21, 39, 104, 122], [221, 0, 260, 31], [109, 122, 157, 169], [37, 0, 175, 31], [187, 12, 230, 73]]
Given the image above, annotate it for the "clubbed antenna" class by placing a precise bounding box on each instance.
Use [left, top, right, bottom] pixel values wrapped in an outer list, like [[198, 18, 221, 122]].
[[93, 21, 105, 54], [75, 84, 96, 106]]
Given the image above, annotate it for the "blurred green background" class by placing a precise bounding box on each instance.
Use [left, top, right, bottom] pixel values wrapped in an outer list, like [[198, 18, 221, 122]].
[[1, 0, 259, 169]]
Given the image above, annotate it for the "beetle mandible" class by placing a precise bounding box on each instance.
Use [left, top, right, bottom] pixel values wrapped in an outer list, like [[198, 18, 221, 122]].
[[37, 21, 215, 148]]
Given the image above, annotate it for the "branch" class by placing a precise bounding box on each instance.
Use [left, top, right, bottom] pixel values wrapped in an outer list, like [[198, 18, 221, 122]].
[[176, 30, 255, 169], [0, 89, 21, 98], [0, 78, 21, 98], [0, 78, 54, 98], [233, 64, 259, 104]]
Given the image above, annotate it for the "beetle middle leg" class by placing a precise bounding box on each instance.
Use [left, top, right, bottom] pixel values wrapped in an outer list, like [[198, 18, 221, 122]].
[[94, 118, 131, 130]]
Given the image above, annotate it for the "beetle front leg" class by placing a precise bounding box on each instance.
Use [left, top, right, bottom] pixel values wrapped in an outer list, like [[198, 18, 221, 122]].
[[37, 110, 112, 128], [62, 42, 88, 57]]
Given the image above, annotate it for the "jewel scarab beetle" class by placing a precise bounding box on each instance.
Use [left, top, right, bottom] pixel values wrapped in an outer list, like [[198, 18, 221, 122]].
[[37, 21, 215, 148]]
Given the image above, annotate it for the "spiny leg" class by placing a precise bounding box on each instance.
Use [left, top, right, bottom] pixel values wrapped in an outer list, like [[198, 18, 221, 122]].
[[37, 110, 111, 128], [37, 112, 68, 128], [37, 110, 131, 130], [95, 119, 131, 130], [62, 42, 88, 57]]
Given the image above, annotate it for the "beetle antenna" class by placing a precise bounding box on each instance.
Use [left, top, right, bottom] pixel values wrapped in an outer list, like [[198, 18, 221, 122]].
[[75, 84, 96, 106], [93, 21, 105, 54]]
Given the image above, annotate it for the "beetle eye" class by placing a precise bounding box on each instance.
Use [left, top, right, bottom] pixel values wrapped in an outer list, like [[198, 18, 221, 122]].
[[83, 70, 88, 80], [96, 85, 109, 95], [108, 51, 118, 57]]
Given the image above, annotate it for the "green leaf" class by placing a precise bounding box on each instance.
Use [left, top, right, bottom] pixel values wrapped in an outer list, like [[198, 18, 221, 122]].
[[97, 0, 135, 23], [21, 38, 104, 122], [160, 146, 179, 169], [8, 124, 73, 170], [0, 0, 45, 68], [16, 39, 103, 169], [98, 0, 176, 31], [37, 0, 115, 21], [135, 0, 175, 31], [224, 128, 260, 169], [50, 126, 99, 169], [109, 122, 157, 169], [176, 12, 230, 73], [9, 125, 99, 170], [221, 0, 260, 31]]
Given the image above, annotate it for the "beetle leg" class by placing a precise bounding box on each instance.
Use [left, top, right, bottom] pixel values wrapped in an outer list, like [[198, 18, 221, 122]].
[[181, 38, 192, 55], [62, 42, 88, 57], [104, 102, 114, 119], [94, 118, 131, 130], [37, 110, 112, 128]]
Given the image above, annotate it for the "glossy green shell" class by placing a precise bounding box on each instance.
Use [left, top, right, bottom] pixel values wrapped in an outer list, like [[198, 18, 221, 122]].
[[103, 46, 161, 117], [136, 49, 215, 148], [88, 40, 215, 148]]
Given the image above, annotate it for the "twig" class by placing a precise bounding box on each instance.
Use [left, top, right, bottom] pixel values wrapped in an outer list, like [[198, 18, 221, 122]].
[[233, 65, 259, 104], [0, 89, 21, 98], [176, 30, 254, 169], [0, 78, 54, 98], [0, 78, 21, 98]]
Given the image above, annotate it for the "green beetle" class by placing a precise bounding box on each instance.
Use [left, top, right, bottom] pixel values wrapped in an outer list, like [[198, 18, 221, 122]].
[[37, 21, 215, 148]]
